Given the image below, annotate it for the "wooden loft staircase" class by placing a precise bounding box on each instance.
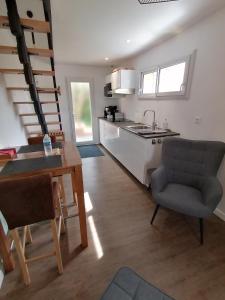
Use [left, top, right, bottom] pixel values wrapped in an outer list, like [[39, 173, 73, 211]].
[[0, 68, 55, 76], [0, 0, 63, 141], [0, 45, 54, 57], [0, 16, 50, 33]]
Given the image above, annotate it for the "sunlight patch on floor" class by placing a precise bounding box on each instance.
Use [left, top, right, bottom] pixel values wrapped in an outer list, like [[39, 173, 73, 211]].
[[84, 192, 93, 213], [88, 216, 103, 259]]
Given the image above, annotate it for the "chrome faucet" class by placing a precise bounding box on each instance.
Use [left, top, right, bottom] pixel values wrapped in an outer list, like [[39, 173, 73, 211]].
[[143, 109, 157, 130]]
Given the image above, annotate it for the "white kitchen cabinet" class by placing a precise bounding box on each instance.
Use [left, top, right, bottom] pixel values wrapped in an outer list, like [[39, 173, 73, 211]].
[[111, 69, 136, 94], [99, 119, 162, 185]]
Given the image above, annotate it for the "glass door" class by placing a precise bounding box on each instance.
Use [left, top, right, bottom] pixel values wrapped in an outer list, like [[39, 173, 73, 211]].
[[70, 81, 94, 144]]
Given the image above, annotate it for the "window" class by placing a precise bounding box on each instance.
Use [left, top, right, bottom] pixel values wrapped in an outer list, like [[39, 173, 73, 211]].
[[158, 62, 186, 94], [142, 70, 157, 95], [139, 53, 193, 99]]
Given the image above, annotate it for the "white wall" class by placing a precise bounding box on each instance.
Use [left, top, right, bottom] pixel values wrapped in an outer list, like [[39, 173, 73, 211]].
[[0, 74, 27, 147], [119, 8, 225, 218], [55, 63, 118, 143]]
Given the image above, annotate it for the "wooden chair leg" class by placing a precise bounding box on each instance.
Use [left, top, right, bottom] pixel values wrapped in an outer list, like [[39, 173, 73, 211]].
[[10, 229, 31, 285], [58, 176, 68, 217], [26, 226, 33, 244], [56, 194, 65, 234], [0, 223, 15, 273], [73, 192, 78, 207], [51, 219, 63, 274]]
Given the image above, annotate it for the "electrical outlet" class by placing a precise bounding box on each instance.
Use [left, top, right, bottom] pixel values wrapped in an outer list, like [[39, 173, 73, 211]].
[[195, 116, 202, 125]]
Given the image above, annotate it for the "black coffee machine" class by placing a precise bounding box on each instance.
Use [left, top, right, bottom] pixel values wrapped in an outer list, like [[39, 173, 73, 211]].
[[104, 106, 117, 122]]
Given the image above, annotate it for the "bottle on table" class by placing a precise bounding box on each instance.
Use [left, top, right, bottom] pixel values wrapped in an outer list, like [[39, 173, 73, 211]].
[[43, 134, 52, 156]]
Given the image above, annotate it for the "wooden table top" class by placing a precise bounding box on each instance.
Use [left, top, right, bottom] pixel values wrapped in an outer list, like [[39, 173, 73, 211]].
[[0, 142, 82, 180]]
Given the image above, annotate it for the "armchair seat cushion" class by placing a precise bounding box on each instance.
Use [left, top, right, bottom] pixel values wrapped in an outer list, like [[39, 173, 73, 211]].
[[155, 183, 211, 218]]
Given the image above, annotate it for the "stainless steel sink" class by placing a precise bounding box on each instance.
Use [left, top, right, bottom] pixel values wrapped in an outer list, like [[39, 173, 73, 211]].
[[125, 125, 168, 135], [126, 125, 151, 130]]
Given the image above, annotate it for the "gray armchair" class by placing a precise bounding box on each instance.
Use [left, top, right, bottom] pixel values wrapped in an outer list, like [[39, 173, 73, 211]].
[[150, 137, 225, 244]]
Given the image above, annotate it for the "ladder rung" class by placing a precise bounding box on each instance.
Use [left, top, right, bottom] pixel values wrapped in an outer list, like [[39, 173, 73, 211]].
[[7, 87, 60, 94], [0, 16, 50, 33], [0, 46, 53, 58], [24, 122, 61, 127], [0, 68, 54, 76], [13, 101, 59, 105], [19, 112, 60, 117]]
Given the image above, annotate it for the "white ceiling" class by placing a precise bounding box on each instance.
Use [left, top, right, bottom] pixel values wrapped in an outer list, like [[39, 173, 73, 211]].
[[51, 0, 225, 66], [0, 0, 225, 66]]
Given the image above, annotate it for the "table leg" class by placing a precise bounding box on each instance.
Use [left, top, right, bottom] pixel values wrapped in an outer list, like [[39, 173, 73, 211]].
[[0, 223, 15, 273], [71, 165, 88, 248]]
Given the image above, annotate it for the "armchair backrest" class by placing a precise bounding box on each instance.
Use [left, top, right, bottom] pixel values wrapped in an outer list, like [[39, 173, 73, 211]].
[[0, 174, 55, 230], [162, 138, 225, 187]]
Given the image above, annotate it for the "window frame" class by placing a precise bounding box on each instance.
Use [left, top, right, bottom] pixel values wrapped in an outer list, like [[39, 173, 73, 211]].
[[156, 56, 190, 97], [139, 52, 194, 100], [139, 67, 158, 98]]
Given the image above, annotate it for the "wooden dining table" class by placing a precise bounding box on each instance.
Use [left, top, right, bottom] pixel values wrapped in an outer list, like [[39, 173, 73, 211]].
[[0, 141, 88, 273]]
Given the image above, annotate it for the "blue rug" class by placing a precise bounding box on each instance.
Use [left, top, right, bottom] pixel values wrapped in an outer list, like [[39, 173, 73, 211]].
[[77, 145, 104, 158]]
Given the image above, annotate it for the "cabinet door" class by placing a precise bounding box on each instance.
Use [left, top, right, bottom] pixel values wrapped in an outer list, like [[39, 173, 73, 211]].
[[117, 129, 148, 183], [120, 70, 136, 89], [111, 71, 121, 90], [99, 120, 105, 145], [144, 139, 162, 186], [104, 122, 120, 154]]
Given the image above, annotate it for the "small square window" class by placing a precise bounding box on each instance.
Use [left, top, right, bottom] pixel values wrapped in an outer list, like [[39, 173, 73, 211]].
[[140, 70, 157, 96], [158, 62, 186, 94]]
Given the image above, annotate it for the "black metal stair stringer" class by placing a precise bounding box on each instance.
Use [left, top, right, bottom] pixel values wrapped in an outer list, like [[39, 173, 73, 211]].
[[42, 0, 62, 131], [5, 0, 48, 135]]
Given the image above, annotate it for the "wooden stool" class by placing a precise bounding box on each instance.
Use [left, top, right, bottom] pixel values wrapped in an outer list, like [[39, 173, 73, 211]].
[[0, 174, 65, 285]]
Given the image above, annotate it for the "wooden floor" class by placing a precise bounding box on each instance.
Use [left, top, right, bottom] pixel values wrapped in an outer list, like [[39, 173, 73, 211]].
[[2, 148, 225, 300]]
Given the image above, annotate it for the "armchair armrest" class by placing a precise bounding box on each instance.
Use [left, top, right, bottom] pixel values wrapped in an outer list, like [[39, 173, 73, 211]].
[[200, 177, 223, 211], [151, 166, 168, 194]]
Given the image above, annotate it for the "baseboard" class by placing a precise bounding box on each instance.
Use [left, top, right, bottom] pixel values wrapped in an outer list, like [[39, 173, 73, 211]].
[[214, 208, 225, 221]]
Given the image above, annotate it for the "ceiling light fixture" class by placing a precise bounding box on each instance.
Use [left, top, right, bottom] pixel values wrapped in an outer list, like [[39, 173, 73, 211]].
[[138, 0, 178, 4], [126, 39, 131, 43], [105, 57, 109, 61]]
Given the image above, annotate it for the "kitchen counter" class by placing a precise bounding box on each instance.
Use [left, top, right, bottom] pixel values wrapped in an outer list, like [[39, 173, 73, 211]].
[[98, 117, 133, 128], [98, 117, 180, 139]]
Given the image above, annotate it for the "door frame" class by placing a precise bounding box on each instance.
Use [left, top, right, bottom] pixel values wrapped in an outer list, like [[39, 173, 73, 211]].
[[67, 77, 97, 145]]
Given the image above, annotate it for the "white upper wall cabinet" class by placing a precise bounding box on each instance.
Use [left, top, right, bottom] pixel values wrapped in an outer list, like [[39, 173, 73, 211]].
[[111, 69, 136, 94]]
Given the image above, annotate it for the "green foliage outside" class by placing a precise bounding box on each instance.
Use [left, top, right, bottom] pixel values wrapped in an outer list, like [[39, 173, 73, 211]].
[[72, 82, 92, 128], [80, 96, 92, 127]]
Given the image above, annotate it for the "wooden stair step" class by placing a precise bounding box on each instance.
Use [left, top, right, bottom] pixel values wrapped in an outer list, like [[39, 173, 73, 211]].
[[0, 68, 55, 76], [0, 16, 50, 33], [33, 70, 55, 76], [28, 130, 63, 136], [0, 45, 53, 58], [19, 112, 60, 117], [13, 101, 59, 105], [7, 87, 60, 94], [24, 121, 61, 127]]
